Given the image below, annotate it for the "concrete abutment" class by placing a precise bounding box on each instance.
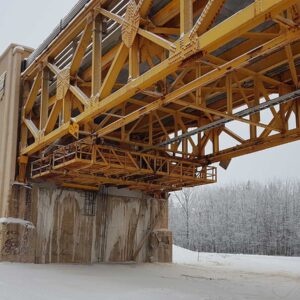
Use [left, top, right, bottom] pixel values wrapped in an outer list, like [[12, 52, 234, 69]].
[[0, 185, 172, 264]]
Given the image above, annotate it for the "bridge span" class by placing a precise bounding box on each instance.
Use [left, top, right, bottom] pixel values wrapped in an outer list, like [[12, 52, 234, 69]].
[[1, 0, 300, 263]]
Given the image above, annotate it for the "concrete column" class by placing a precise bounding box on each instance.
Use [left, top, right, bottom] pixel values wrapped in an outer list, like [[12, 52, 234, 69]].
[[0, 48, 13, 216], [0, 46, 25, 217], [4, 47, 25, 217]]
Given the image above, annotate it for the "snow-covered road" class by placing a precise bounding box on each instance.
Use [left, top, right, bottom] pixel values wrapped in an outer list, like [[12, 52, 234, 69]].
[[0, 246, 299, 300]]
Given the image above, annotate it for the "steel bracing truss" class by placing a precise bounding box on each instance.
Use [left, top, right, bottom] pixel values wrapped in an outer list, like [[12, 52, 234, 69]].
[[31, 139, 216, 192], [18, 0, 300, 194]]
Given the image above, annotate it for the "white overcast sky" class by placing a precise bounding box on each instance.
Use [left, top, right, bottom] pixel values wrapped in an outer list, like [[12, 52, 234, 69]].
[[1, 0, 300, 186]]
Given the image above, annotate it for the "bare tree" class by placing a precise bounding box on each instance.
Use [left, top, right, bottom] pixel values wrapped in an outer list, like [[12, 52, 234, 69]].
[[170, 180, 300, 256], [171, 188, 194, 249]]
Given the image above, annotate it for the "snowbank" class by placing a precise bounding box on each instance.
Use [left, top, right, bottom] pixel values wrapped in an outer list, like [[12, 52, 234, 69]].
[[173, 245, 300, 277], [0, 217, 35, 229]]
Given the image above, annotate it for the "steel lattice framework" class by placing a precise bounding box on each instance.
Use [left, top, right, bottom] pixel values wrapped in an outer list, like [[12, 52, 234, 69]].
[[18, 0, 300, 195]]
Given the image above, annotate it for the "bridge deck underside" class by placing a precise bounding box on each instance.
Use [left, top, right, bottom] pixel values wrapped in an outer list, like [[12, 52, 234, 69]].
[[18, 0, 300, 193]]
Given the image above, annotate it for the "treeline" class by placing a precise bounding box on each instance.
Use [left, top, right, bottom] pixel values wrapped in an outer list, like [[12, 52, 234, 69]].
[[169, 180, 300, 256]]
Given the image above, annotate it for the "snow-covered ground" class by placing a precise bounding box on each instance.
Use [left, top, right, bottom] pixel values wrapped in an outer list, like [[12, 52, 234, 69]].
[[173, 245, 300, 277], [0, 246, 299, 300]]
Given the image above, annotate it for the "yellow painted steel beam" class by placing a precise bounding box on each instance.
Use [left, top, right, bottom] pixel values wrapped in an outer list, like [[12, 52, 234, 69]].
[[138, 28, 176, 51], [195, 0, 298, 53], [99, 42, 129, 100], [191, 0, 226, 37], [226, 73, 233, 114], [47, 63, 60, 76], [24, 71, 42, 115], [139, 0, 153, 18], [152, 0, 198, 27], [70, 18, 93, 77], [285, 44, 299, 87], [57, 173, 167, 192], [40, 68, 49, 130], [61, 183, 100, 191], [91, 14, 102, 97], [44, 99, 63, 135], [69, 85, 90, 107], [151, 27, 180, 35], [98, 7, 124, 25], [129, 39, 140, 80], [180, 0, 193, 34], [205, 128, 300, 164], [24, 119, 39, 140], [83, 45, 119, 81]]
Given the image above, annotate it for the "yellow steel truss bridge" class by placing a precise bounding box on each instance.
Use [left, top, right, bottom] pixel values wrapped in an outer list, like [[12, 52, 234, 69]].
[[18, 0, 300, 195]]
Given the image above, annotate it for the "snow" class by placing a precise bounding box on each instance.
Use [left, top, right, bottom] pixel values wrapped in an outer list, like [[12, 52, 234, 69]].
[[0, 217, 35, 229], [0, 246, 299, 300], [173, 245, 300, 277]]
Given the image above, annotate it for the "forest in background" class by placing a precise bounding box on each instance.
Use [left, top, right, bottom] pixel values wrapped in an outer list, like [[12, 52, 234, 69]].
[[169, 180, 300, 256]]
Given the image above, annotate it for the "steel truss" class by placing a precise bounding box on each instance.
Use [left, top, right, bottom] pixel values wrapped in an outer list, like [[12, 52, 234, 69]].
[[31, 139, 216, 192], [18, 0, 300, 193]]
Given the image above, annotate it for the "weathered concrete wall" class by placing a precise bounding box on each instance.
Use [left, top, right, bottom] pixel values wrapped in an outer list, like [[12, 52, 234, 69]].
[[32, 186, 169, 264], [149, 229, 172, 263], [0, 218, 36, 263], [0, 185, 36, 263], [0, 184, 171, 264]]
